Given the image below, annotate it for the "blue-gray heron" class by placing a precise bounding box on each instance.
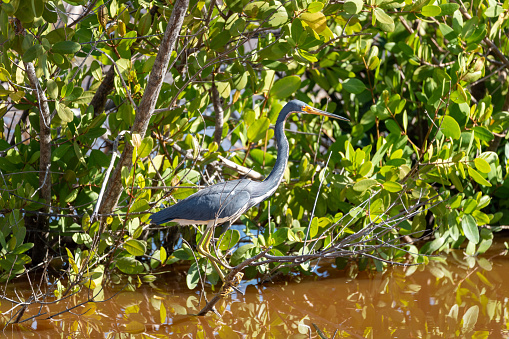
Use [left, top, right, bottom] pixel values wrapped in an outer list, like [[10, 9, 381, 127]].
[[150, 100, 348, 281]]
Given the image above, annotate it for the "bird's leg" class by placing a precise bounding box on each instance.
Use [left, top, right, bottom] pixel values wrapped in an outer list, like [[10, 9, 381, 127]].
[[197, 221, 226, 281]]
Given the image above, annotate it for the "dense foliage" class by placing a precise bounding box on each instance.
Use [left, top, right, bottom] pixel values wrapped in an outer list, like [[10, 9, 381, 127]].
[[0, 0, 508, 295]]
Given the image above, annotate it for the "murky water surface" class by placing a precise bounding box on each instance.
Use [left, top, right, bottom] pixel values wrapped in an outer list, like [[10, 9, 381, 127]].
[[3, 243, 509, 338]]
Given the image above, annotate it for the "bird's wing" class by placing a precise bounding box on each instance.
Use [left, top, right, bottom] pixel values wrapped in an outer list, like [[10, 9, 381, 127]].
[[150, 180, 253, 225]]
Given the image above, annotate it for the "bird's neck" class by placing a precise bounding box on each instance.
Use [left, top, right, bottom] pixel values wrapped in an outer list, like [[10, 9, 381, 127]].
[[261, 111, 291, 193]]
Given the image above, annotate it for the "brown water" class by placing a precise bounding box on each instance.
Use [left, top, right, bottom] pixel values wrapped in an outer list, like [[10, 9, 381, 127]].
[[2, 245, 509, 338]]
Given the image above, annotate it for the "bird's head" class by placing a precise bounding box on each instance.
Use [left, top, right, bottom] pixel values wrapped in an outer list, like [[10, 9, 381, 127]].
[[279, 99, 349, 123]]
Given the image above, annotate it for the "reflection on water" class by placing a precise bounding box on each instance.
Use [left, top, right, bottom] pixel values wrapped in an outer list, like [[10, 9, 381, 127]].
[[2, 247, 509, 338]]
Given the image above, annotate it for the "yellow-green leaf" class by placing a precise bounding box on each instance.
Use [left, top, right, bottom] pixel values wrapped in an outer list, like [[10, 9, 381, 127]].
[[383, 181, 403, 192], [247, 117, 270, 143], [374, 8, 394, 25], [353, 179, 378, 192], [468, 167, 491, 187], [307, 2, 324, 13], [462, 214, 479, 244], [474, 158, 491, 174], [138, 137, 153, 158], [300, 12, 327, 33], [421, 5, 441, 16]]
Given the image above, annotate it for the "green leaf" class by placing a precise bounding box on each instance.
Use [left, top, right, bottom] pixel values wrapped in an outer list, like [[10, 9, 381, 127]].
[[343, 78, 366, 94], [130, 199, 149, 214], [124, 239, 147, 256], [11, 243, 34, 254], [267, 6, 288, 27], [23, 44, 44, 63], [73, 141, 86, 167], [374, 8, 394, 25], [421, 5, 441, 16], [468, 167, 491, 187], [138, 137, 153, 158], [172, 187, 198, 200], [463, 199, 477, 214], [218, 229, 240, 250], [64, 87, 84, 102], [474, 158, 491, 174], [439, 3, 459, 15], [440, 116, 461, 140], [47, 79, 58, 100], [0, 67, 10, 82], [250, 148, 275, 165], [358, 161, 373, 177], [344, 0, 363, 14], [383, 181, 403, 192], [462, 214, 479, 244], [116, 257, 144, 274], [186, 263, 200, 289], [57, 103, 74, 123], [307, 2, 324, 13], [273, 227, 298, 244], [51, 41, 81, 54], [473, 126, 494, 142], [247, 117, 270, 143], [270, 76, 301, 99], [210, 30, 231, 50], [231, 244, 256, 265], [72, 233, 93, 247], [353, 179, 378, 192], [449, 171, 463, 192]]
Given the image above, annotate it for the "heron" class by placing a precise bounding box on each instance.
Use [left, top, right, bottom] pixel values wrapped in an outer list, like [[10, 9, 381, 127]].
[[150, 99, 348, 283]]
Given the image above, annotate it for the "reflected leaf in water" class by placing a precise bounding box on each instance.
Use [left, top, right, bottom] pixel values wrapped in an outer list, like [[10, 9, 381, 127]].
[[462, 305, 479, 334]]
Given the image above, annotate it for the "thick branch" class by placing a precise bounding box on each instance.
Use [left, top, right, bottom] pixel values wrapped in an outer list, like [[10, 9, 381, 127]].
[[89, 66, 115, 116], [98, 0, 190, 217], [25, 62, 52, 264], [211, 81, 224, 146], [26, 63, 51, 206]]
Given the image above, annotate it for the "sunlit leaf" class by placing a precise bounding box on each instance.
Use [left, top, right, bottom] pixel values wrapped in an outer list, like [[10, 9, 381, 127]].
[[218, 230, 240, 251], [353, 179, 378, 192], [300, 12, 327, 33], [468, 167, 491, 187], [247, 117, 270, 143], [440, 116, 461, 140], [374, 8, 393, 25], [383, 181, 403, 192], [124, 239, 147, 256], [461, 214, 479, 244], [421, 5, 441, 16], [116, 257, 144, 274]]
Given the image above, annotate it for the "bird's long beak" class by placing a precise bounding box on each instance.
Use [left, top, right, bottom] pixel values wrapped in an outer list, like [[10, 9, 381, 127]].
[[302, 105, 349, 121]]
